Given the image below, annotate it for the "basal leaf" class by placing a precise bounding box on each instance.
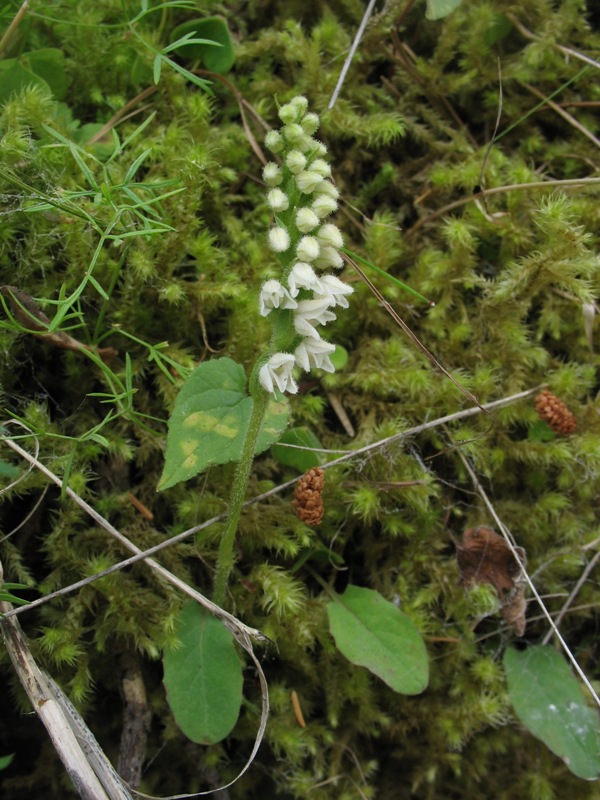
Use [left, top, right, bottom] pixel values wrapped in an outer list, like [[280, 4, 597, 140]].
[[158, 357, 289, 490], [327, 585, 429, 695], [158, 357, 249, 489], [504, 645, 600, 780], [163, 602, 243, 745]]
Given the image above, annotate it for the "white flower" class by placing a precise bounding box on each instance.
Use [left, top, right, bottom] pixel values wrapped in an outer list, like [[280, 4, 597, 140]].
[[263, 162, 282, 186], [259, 353, 298, 395], [259, 280, 298, 316], [286, 150, 307, 174], [294, 298, 336, 338], [268, 226, 290, 252], [296, 236, 320, 262], [296, 170, 323, 194], [287, 262, 324, 297], [317, 223, 343, 249], [295, 207, 320, 233], [317, 274, 353, 308], [267, 189, 289, 213], [314, 246, 344, 270], [264, 130, 283, 153], [294, 338, 336, 372], [312, 194, 338, 218]]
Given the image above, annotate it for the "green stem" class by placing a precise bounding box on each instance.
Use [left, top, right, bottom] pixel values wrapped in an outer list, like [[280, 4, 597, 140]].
[[213, 388, 270, 606]]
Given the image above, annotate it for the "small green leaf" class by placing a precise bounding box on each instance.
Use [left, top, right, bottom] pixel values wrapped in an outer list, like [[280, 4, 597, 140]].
[[26, 48, 68, 100], [271, 426, 323, 471], [425, 0, 463, 20], [528, 419, 556, 442], [153, 54, 162, 84], [0, 460, 19, 479], [327, 585, 429, 695], [0, 754, 14, 771], [0, 60, 50, 105], [158, 357, 289, 490], [169, 17, 235, 73], [163, 602, 243, 744], [504, 646, 600, 780], [483, 14, 512, 46], [329, 344, 349, 371]]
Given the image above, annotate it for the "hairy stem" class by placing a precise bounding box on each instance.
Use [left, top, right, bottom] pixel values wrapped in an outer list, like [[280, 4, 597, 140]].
[[213, 389, 270, 606]]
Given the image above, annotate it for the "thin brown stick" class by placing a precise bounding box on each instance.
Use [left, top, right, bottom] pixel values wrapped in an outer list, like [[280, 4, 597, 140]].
[[406, 177, 600, 236], [507, 14, 600, 71], [541, 550, 600, 646], [0, 0, 29, 57], [521, 81, 600, 148], [86, 86, 158, 146]]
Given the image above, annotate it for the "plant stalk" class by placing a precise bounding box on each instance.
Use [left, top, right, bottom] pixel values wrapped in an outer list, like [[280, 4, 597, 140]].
[[213, 389, 270, 606]]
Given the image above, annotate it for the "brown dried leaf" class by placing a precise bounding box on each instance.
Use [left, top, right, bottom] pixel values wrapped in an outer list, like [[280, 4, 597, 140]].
[[456, 526, 527, 636]]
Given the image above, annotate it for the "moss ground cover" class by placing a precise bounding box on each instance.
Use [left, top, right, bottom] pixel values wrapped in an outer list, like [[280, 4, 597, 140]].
[[1, 1, 599, 797]]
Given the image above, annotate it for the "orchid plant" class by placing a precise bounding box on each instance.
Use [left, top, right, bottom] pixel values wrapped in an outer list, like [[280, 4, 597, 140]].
[[159, 96, 352, 606]]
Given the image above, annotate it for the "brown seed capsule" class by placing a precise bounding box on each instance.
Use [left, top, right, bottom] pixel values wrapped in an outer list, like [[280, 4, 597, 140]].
[[535, 390, 576, 435], [292, 467, 325, 525]]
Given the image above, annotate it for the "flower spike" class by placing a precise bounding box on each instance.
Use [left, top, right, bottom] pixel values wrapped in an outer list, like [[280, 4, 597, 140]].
[[258, 96, 354, 395]]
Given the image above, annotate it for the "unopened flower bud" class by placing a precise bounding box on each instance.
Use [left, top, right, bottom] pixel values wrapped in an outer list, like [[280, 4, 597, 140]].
[[301, 112, 319, 135], [312, 194, 338, 218], [268, 226, 290, 252], [286, 150, 307, 174], [296, 236, 320, 262], [296, 207, 320, 233], [317, 223, 343, 249], [296, 170, 323, 194], [263, 162, 282, 186], [267, 188, 289, 213], [264, 130, 284, 153], [279, 103, 298, 125]]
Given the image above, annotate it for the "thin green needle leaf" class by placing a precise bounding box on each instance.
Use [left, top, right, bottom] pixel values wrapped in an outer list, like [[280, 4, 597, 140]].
[[342, 247, 434, 307]]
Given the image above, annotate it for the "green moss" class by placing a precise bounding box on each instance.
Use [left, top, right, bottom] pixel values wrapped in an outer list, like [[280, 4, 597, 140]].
[[1, 0, 600, 798]]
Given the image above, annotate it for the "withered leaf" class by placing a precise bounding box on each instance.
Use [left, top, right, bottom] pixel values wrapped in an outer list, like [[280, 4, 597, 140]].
[[455, 526, 527, 636]]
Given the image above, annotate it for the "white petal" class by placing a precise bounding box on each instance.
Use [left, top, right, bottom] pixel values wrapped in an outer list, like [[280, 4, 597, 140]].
[[288, 262, 323, 297], [258, 363, 275, 393], [317, 274, 354, 308], [259, 353, 298, 396]]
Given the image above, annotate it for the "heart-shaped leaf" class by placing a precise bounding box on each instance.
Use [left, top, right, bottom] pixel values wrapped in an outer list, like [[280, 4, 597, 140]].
[[504, 645, 600, 780], [327, 585, 429, 695], [163, 602, 243, 744], [158, 357, 289, 490]]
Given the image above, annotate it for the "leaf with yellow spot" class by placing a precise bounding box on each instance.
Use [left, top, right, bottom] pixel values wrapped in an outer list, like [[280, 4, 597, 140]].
[[158, 357, 289, 490]]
